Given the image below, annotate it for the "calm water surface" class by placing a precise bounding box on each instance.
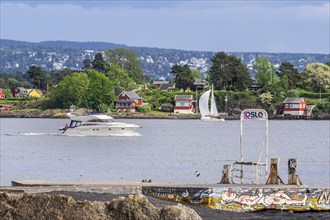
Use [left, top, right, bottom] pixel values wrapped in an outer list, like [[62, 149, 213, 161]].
[[0, 118, 329, 187]]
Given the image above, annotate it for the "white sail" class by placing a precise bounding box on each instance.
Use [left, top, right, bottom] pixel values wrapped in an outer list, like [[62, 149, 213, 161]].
[[210, 87, 219, 117], [199, 90, 211, 118]]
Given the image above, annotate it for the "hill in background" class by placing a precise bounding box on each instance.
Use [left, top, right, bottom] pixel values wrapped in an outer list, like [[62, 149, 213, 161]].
[[1, 39, 329, 79]]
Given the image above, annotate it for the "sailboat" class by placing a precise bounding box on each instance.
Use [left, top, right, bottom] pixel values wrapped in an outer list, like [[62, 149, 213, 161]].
[[199, 85, 225, 121]]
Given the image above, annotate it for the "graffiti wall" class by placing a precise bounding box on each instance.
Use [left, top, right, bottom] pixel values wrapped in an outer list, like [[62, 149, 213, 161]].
[[143, 186, 330, 212]]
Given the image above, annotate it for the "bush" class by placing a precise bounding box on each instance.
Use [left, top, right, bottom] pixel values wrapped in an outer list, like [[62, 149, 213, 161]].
[[160, 103, 173, 112], [314, 101, 330, 113], [136, 105, 152, 113]]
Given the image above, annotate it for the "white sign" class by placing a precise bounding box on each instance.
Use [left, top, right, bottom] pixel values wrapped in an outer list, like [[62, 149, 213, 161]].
[[241, 109, 268, 121]]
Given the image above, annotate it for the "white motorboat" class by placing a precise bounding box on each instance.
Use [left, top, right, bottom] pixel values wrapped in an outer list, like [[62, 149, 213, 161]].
[[59, 113, 140, 136]]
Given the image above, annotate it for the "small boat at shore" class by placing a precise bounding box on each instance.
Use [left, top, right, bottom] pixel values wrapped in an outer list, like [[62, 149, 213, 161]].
[[59, 113, 140, 136]]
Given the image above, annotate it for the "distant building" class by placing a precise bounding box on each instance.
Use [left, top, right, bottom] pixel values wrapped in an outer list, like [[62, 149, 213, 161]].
[[193, 79, 207, 92], [0, 104, 13, 110], [116, 91, 143, 112], [153, 80, 174, 91], [0, 89, 6, 99], [12, 87, 29, 98], [27, 89, 43, 98], [248, 81, 262, 90], [12, 87, 43, 98], [173, 95, 195, 114], [159, 83, 174, 91], [153, 81, 169, 89], [282, 97, 307, 116]]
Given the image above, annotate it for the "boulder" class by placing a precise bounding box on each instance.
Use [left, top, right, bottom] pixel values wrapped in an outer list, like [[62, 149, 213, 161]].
[[0, 193, 202, 220]]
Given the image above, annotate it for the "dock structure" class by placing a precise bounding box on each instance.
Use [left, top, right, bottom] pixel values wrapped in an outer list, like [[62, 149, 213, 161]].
[[4, 180, 330, 212]]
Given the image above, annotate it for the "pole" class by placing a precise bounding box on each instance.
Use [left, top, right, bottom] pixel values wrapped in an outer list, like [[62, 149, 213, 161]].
[[196, 87, 198, 114], [265, 111, 269, 181], [240, 111, 244, 184], [225, 95, 228, 113]]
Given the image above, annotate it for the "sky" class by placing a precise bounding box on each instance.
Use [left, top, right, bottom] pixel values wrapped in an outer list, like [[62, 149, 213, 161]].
[[0, 0, 329, 54]]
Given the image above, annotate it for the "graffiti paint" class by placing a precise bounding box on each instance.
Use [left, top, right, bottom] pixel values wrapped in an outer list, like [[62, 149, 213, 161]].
[[143, 186, 330, 212]]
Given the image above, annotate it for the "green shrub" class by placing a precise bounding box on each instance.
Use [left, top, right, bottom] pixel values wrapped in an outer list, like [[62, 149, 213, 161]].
[[160, 103, 173, 112], [314, 101, 330, 113], [136, 105, 152, 113]]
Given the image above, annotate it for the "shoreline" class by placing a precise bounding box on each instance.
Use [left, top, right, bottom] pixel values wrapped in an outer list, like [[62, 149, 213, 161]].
[[0, 109, 329, 120]]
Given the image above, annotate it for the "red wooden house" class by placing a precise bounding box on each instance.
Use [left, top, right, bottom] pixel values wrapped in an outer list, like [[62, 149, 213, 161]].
[[116, 91, 143, 112], [282, 97, 307, 116], [173, 95, 195, 114], [0, 89, 6, 99]]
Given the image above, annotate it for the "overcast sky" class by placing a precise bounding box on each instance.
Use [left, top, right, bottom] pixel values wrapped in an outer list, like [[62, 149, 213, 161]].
[[1, 1, 329, 54]]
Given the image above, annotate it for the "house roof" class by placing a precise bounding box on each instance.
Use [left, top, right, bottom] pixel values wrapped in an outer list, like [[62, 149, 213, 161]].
[[193, 79, 206, 85], [120, 91, 143, 100], [283, 97, 306, 104], [153, 80, 169, 85], [159, 83, 174, 90], [174, 95, 193, 101]]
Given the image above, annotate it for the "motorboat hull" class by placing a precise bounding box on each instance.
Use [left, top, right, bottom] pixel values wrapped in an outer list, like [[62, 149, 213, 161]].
[[63, 124, 140, 136], [60, 113, 140, 136]]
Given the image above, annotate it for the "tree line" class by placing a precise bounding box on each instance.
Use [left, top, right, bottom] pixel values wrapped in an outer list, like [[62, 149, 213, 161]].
[[0, 49, 329, 112]]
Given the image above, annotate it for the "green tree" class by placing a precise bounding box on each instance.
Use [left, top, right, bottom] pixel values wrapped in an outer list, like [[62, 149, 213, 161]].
[[171, 64, 194, 90], [26, 65, 48, 90], [82, 59, 93, 72], [276, 62, 300, 89], [3, 88, 13, 98], [84, 70, 115, 110], [92, 53, 107, 73], [259, 92, 274, 111], [7, 78, 24, 89], [104, 48, 144, 83], [105, 64, 134, 95], [191, 69, 201, 79], [305, 63, 330, 101], [48, 72, 90, 109], [253, 57, 277, 88], [208, 52, 251, 90], [49, 68, 73, 85]]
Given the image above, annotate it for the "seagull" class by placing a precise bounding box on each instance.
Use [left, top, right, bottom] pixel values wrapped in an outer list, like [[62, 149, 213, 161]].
[[193, 170, 200, 177]]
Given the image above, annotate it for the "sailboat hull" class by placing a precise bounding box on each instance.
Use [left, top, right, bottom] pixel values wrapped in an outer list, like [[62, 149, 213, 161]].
[[201, 116, 225, 122]]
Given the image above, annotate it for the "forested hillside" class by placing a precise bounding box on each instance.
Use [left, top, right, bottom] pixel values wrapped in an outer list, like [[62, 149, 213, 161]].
[[1, 39, 329, 79]]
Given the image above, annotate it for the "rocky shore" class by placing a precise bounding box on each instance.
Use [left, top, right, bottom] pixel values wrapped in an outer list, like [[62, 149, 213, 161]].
[[1, 191, 329, 220]]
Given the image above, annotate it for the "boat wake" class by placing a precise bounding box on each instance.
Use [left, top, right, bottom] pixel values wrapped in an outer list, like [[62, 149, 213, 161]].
[[4, 132, 62, 136], [4, 132, 141, 137]]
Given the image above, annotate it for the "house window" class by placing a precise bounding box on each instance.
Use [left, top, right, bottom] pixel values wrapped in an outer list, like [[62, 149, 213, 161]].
[[285, 104, 289, 108], [177, 101, 188, 107]]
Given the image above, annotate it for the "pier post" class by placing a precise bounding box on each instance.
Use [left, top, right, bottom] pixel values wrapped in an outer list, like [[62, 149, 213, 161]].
[[267, 158, 280, 184], [220, 164, 232, 184], [288, 158, 302, 185]]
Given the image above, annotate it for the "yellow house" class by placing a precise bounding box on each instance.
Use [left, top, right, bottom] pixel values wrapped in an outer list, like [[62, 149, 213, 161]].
[[28, 89, 43, 98]]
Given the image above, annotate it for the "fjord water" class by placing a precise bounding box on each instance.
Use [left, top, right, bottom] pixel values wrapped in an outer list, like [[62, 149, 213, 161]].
[[0, 118, 329, 187]]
